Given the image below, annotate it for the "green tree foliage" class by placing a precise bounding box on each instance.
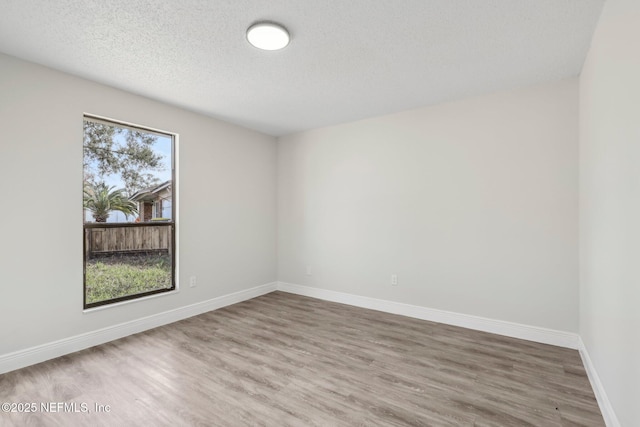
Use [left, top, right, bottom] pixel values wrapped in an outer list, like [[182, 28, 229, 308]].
[[83, 121, 164, 195], [83, 182, 139, 222]]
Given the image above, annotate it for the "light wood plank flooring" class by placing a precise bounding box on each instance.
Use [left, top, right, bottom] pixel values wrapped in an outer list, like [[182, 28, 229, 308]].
[[0, 291, 604, 426]]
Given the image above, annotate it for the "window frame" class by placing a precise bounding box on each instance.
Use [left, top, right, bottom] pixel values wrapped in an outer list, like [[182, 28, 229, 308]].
[[82, 114, 177, 310]]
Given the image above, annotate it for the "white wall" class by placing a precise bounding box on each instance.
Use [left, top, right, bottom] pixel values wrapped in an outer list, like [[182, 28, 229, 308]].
[[278, 79, 579, 332], [0, 53, 277, 355], [580, 0, 640, 425]]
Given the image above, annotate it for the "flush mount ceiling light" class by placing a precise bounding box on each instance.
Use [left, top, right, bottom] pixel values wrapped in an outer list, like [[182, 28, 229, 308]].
[[246, 22, 290, 51]]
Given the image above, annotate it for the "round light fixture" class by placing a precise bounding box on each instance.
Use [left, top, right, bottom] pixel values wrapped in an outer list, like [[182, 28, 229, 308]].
[[246, 22, 290, 51]]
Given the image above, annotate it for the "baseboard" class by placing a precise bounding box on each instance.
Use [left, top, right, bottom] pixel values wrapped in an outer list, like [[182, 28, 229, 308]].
[[578, 337, 621, 427], [277, 282, 579, 349], [2, 280, 617, 425], [0, 282, 278, 375]]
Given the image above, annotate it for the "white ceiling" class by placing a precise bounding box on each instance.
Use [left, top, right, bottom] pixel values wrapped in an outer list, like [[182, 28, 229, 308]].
[[0, 0, 604, 136]]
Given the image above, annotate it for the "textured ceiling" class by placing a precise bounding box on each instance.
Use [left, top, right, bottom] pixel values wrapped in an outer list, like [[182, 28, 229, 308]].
[[0, 0, 604, 136]]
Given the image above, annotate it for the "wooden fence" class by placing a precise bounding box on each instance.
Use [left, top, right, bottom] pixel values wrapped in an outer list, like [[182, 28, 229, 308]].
[[85, 224, 172, 258]]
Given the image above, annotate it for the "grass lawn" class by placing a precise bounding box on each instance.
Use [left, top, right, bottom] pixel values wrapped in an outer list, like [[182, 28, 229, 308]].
[[85, 253, 172, 304]]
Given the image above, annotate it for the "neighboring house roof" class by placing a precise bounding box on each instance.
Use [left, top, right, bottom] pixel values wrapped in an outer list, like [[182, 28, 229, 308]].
[[129, 180, 171, 202]]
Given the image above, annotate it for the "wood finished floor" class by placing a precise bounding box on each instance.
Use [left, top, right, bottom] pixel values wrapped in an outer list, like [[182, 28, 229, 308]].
[[0, 292, 604, 426]]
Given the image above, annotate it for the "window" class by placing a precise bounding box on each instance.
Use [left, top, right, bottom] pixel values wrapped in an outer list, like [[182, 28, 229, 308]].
[[83, 115, 176, 309]]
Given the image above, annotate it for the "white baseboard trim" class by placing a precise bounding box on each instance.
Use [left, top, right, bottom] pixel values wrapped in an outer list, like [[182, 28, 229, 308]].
[[578, 337, 620, 427], [2, 280, 618, 425], [277, 282, 579, 349], [0, 282, 277, 375]]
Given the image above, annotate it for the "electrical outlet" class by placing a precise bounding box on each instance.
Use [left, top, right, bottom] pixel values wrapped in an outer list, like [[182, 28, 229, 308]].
[[391, 274, 398, 286], [306, 266, 312, 276], [189, 276, 197, 288]]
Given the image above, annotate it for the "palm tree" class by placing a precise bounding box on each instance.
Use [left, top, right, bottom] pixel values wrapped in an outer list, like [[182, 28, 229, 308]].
[[83, 182, 138, 223]]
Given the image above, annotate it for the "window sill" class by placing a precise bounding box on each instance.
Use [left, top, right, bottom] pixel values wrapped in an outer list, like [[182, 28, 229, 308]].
[[83, 288, 180, 313]]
